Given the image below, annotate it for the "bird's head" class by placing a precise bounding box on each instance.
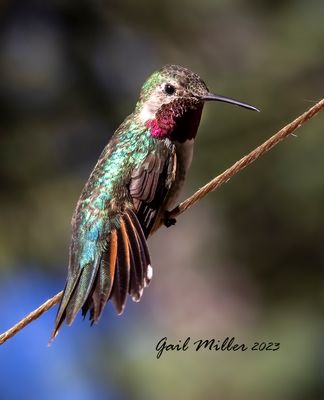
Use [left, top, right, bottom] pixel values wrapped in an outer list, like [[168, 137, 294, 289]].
[[136, 64, 259, 142]]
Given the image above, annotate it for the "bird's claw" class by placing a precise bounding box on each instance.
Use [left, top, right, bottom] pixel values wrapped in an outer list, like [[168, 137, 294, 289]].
[[163, 211, 177, 228]]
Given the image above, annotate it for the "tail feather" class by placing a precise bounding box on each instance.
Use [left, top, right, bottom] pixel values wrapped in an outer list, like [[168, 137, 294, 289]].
[[123, 211, 145, 300], [95, 229, 118, 319], [51, 208, 151, 341], [110, 220, 131, 314], [83, 229, 118, 323], [50, 267, 84, 340], [65, 259, 100, 325], [127, 209, 152, 287]]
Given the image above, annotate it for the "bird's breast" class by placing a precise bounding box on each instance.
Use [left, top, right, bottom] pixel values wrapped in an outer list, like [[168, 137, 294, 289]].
[[164, 139, 195, 209]]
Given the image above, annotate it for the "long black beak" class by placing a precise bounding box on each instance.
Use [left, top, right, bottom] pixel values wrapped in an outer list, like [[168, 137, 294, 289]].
[[201, 93, 260, 112]]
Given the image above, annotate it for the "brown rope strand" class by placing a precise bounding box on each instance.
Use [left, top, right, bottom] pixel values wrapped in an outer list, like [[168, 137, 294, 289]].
[[0, 291, 63, 345]]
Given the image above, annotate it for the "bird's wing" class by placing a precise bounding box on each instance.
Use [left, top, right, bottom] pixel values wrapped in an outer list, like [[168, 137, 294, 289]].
[[129, 140, 177, 237]]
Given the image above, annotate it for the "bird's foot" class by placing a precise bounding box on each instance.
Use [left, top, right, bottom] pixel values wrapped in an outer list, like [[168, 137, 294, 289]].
[[163, 211, 177, 228]]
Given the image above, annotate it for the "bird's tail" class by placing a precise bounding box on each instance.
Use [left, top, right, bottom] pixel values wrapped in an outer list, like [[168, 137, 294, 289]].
[[50, 208, 152, 342]]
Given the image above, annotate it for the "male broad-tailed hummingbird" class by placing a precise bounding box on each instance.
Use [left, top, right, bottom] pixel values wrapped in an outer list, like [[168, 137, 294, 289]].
[[51, 64, 258, 339]]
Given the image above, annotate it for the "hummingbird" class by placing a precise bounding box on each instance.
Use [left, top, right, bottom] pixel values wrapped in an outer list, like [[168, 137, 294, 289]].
[[51, 64, 258, 339]]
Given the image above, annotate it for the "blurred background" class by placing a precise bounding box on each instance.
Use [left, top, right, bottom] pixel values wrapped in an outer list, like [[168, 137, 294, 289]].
[[0, 0, 323, 399]]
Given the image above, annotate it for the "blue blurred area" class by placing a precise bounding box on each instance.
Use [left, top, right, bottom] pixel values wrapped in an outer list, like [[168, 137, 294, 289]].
[[0, 272, 124, 400]]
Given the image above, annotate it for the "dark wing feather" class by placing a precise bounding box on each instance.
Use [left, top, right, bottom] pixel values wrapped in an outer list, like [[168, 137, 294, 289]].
[[129, 141, 176, 237]]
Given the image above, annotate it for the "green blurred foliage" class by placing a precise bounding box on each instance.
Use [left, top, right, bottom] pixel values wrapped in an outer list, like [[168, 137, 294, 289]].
[[0, 0, 323, 399]]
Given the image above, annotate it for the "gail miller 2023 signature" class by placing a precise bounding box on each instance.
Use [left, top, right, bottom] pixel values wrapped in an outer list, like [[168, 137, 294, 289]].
[[155, 336, 280, 359]]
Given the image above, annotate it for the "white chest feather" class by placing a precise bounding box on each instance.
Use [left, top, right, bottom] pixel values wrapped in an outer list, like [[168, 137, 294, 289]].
[[139, 103, 155, 123]]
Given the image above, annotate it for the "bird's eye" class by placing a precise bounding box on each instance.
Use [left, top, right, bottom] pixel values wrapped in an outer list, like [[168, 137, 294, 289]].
[[164, 83, 176, 95]]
